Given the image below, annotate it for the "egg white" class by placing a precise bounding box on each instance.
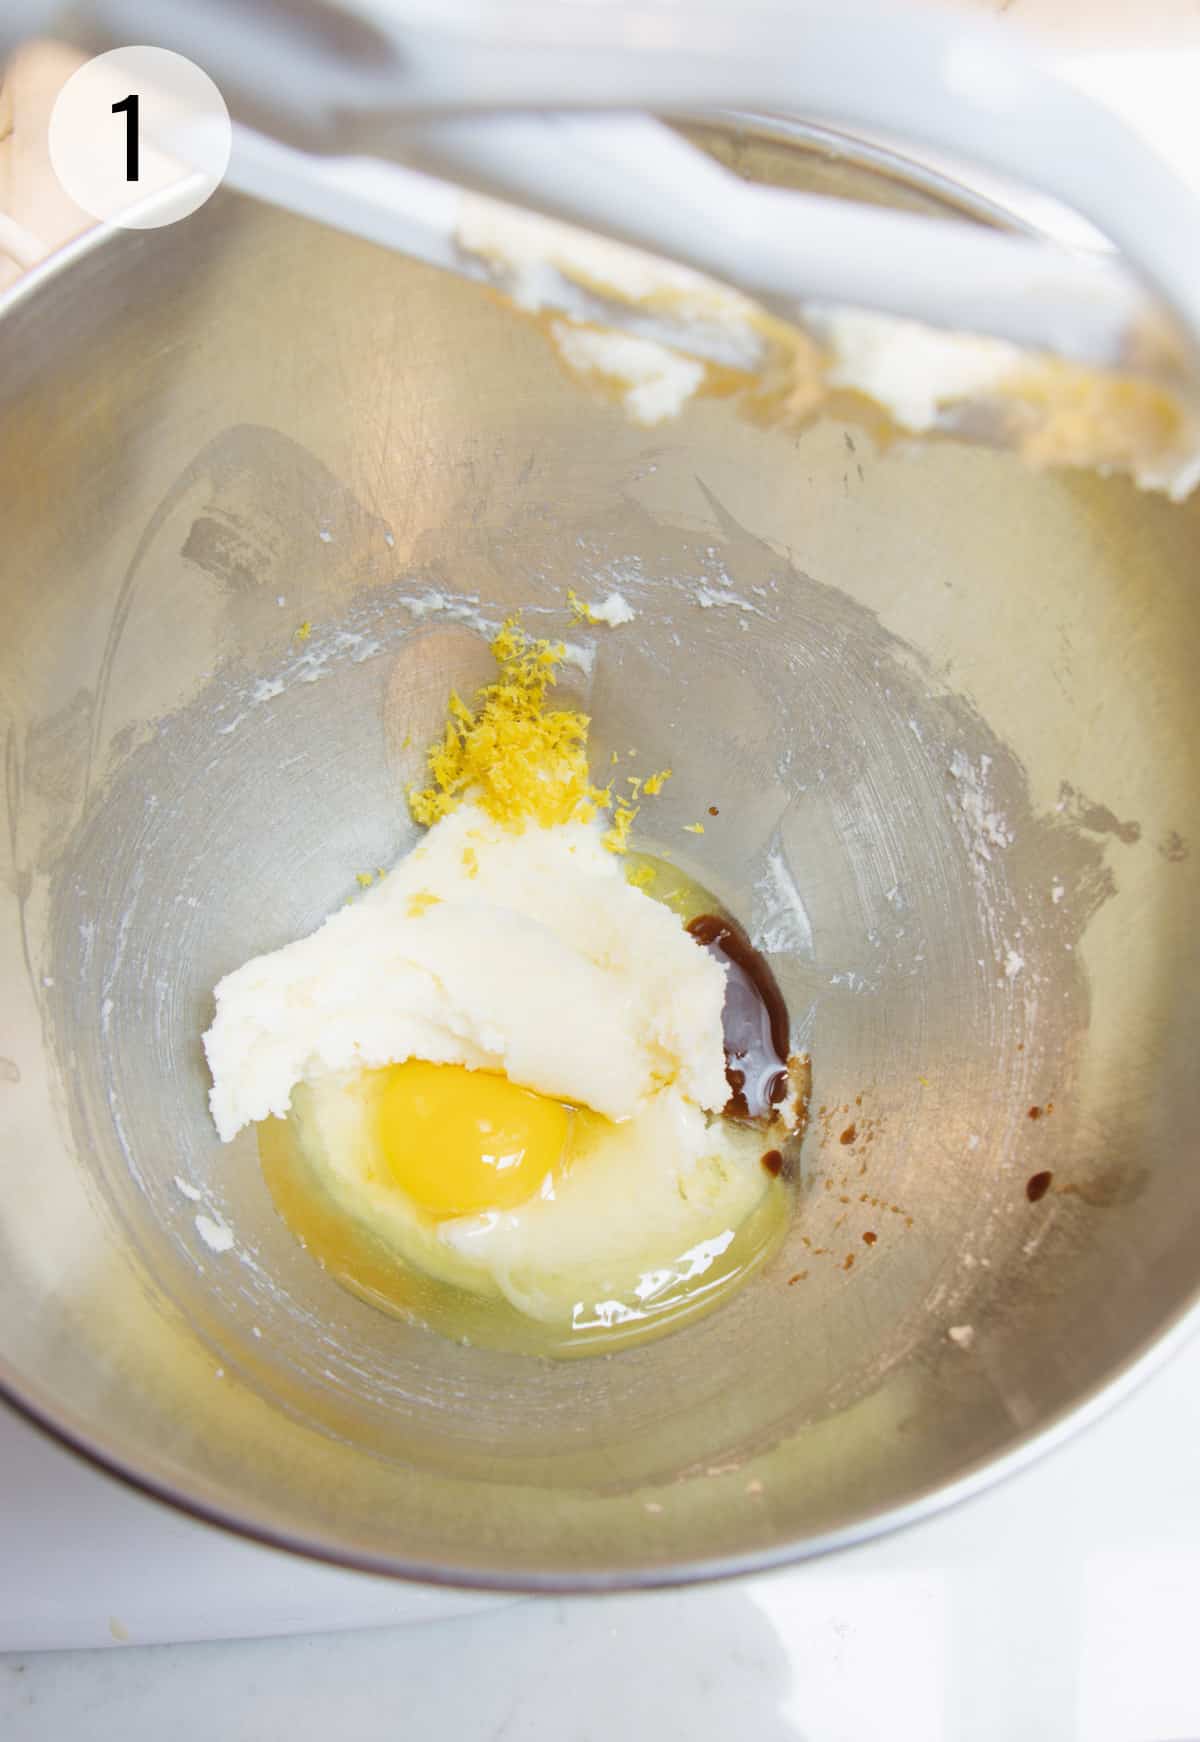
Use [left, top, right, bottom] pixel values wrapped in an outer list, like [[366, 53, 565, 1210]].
[[288, 1069, 776, 1332]]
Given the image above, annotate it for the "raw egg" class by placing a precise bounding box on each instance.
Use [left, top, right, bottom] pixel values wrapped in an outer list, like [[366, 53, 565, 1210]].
[[254, 852, 801, 1357], [374, 1060, 571, 1217], [258, 1057, 792, 1357]]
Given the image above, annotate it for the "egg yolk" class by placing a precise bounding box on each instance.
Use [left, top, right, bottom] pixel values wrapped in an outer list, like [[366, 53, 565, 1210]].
[[374, 1060, 571, 1218]]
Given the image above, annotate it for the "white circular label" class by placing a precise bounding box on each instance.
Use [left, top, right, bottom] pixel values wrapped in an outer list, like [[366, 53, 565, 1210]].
[[48, 46, 231, 230]]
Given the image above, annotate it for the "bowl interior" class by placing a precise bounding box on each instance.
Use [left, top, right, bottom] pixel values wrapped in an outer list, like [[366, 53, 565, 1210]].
[[2, 128, 1199, 1585]]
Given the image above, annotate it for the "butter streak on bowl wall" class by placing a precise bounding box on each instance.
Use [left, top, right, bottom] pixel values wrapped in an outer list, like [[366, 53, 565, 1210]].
[[1, 123, 1200, 1587]]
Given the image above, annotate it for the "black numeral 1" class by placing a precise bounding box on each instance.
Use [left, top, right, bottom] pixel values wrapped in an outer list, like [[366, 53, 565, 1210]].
[[111, 92, 139, 182]]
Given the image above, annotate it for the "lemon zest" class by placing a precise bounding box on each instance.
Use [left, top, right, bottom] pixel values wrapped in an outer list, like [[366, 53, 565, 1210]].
[[409, 618, 673, 857], [604, 797, 639, 855], [409, 619, 608, 832], [566, 587, 598, 625]]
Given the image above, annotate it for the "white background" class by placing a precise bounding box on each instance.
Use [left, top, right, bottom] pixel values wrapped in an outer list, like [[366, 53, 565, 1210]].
[[3, 1327, 1200, 1738]]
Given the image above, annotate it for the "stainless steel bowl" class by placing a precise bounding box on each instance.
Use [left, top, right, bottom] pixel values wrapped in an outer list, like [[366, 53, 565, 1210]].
[[3, 123, 1199, 1589]]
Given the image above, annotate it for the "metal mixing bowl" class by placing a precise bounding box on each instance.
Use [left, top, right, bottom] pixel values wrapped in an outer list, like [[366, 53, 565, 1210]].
[[2, 122, 1199, 1589]]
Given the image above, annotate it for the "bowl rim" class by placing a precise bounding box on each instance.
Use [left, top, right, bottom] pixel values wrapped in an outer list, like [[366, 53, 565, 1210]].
[[3, 1295, 1199, 1593]]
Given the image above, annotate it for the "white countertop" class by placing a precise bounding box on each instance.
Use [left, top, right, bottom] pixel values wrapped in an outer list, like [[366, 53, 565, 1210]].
[[2, 1324, 1199, 1740]]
